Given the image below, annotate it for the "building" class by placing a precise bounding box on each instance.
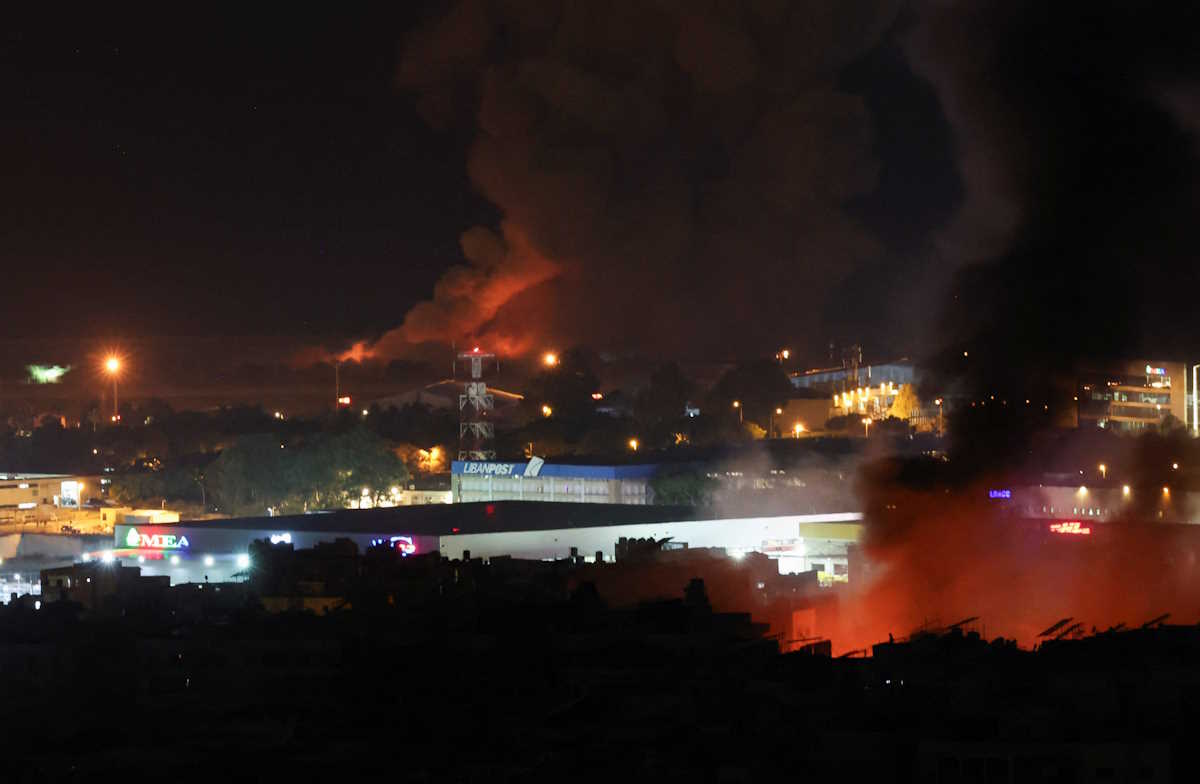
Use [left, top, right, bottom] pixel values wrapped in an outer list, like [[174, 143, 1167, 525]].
[[0, 473, 94, 522], [99, 507, 181, 528], [790, 360, 916, 395], [1076, 360, 1186, 433], [92, 502, 863, 585], [40, 561, 169, 610], [451, 458, 661, 504]]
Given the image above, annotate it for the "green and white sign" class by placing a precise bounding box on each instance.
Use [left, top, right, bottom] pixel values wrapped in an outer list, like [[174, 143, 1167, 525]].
[[125, 527, 190, 550]]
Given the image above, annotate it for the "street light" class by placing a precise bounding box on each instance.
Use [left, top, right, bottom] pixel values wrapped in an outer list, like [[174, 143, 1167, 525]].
[[770, 407, 782, 438], [861, 417, 871, 438], [104, 356, 121, 422], [1193, 363, 1199, 437], [541, 404, 553, 418], [1099, 463, 1107, 479], [542, 352, 559, 368], [793, 423, 804, 438], [732, 400, 742, 424], [628, 438, 639, 452]]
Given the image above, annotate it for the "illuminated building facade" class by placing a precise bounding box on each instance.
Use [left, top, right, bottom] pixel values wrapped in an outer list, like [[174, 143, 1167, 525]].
[[91, 502, 863, 585], [452, 459, 659, 504], [789, 360, 915, 394], [1076, 360, 1186, 432], [0, 473, 93, 521]]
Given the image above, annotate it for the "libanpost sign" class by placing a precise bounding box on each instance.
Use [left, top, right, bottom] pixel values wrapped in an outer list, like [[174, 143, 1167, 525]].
[[124, 527, 190, 550], [454, 458, 546, 478]]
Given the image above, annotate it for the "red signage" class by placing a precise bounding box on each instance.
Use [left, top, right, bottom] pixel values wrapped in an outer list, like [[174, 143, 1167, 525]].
[[1049, 521, 1091, 535]]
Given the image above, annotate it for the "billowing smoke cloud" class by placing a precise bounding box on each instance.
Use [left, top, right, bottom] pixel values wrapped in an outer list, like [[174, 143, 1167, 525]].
[[905, 0, 1200, 388], [353, 0, 904, 360]]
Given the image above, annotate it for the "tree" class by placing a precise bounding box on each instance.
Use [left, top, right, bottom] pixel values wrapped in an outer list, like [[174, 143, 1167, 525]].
[[527, 347, 602, 426], [887, 384, 921, 420], [635, 362, 693, 431], [650, 469, 718, 506], [707, 360, 793, 430]]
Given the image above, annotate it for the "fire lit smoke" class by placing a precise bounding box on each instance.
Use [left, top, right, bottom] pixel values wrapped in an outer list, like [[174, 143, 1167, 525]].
[[828, 465, 1200, 654], [343, 0, 900, 361]]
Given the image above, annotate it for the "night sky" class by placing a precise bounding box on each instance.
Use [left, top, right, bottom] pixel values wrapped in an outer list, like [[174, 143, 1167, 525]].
[[3, 2, 1199, 382], [0, 5, 490, 346]]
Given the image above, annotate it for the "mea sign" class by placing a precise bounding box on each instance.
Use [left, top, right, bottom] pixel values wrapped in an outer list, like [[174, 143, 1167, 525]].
[[124, 527, 190, 550]]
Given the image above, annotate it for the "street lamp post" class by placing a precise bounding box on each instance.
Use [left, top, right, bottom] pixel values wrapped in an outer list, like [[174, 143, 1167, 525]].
[[862, 417, 871, 438], [1193, 363, 1199, 437], [769, 407, 782, 438], [732, 400, 742, 425], [104, 357, 121, 422]]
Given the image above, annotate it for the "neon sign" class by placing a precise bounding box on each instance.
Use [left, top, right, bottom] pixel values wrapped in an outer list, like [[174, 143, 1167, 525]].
[[369, 535, 416, 555], [1145, 365, 1166, 376], [125, 527, 190, 549], [988, 489, 1012, 499], [1049, 521, 1091, 535]]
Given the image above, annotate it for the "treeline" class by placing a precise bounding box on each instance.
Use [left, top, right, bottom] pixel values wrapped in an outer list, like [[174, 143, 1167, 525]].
[[111, 426, 408, 517]]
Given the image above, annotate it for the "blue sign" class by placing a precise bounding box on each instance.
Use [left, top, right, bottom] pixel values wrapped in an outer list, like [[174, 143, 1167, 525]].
[[988, 489, 1012, 499]]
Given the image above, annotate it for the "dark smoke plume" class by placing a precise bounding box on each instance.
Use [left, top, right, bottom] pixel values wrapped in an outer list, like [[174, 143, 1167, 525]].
[[908, 0, 1200, 394], [832, 1, 1200, 654], [355, 0, 908, 360]]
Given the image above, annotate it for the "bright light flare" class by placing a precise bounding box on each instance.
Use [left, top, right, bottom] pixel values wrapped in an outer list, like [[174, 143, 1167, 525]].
[[104, 356, 120, 374], [542, 352, 558, 367], [628, 438, 639, 451], [541, 404, 553, 417]]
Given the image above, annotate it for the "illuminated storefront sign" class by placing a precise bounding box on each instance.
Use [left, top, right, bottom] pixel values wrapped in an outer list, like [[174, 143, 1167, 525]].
[[1049, 521, 1091, 535], [124, 527, 190, 549], [988, 489, 1012, 499], [460, 462, 520, 476], [269, 532, 292, 544], [1145, 365, 1166, 376], [369, 535, 417, 555]]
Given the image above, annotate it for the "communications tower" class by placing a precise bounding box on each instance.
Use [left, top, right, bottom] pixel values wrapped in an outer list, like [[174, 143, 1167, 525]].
[[456, 346, 496, 460]]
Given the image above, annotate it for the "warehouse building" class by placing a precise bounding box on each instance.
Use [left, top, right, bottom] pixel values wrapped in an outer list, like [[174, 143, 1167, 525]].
[[451, 458, 661, 504], [90, 502, 863, 586]]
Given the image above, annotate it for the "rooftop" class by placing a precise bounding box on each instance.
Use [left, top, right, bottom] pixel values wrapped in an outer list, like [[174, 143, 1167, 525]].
[[120, 501, 860, 538]]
